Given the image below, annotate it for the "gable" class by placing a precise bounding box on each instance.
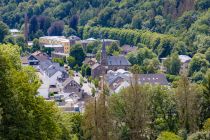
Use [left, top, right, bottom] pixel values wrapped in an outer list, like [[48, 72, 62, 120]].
[[28, 55, 39, 61]]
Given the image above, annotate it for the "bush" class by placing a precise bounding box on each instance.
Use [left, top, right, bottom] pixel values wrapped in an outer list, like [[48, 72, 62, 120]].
[[157, 131, 182, 140], [188, 131, 210, 140]]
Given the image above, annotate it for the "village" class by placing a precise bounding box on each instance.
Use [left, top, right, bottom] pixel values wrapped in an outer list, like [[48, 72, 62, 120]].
[[10, 28, 192, 113]]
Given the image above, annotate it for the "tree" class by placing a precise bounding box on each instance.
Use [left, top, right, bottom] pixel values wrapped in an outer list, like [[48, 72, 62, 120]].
[[16, 35, 27, 52], [29, 16, 39, 39], [130, 64, 142, 74], [188, 131, 210, 140], [205, 48, 210, 62], [69, 14, 79, 31], [189, 53, 209, 76], [69, 44, 85, 66], [108, 77, 150, 139], [157, 131, 182, 140], [201, 73, 210, 123], [83, 81, 110, 140], [164, 53, 181, 75], [67, 56, 76, 68], [48, 21, 64, 36], [107, 42, 121, 56], [81, 64, 91, 77], [175, 75, 202, 133], [143, 58, 160, 73], [52, 58, 64, 66], [203, 118, 210, 131], [149, 86, 178, 138], [0, 44, 69, 139], [0, 21, 9, 43], [37, 16, 51, 34], [32, 38, 40, 52], [131, 14, 142, 29]]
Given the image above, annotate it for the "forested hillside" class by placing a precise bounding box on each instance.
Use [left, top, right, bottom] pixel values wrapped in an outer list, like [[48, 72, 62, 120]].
[[1, 0, 210, 56]]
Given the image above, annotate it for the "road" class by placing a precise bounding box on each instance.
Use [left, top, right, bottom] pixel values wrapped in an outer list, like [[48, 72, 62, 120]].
[[73, 72, 95, 96]]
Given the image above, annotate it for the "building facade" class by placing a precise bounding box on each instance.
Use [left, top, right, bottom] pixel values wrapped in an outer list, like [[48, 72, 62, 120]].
[[39, 36, 70, 54]]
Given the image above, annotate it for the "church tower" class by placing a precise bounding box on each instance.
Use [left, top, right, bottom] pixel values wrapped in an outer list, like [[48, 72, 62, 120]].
[[100, 39, 108, 66]]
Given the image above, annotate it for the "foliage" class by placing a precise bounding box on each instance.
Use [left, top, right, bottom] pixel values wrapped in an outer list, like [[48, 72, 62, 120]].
[[67, 56, 76, 68], [32, 38, 40, 52], [0, 21, 9, 43], [149, 86, 178, 138], [81, 64, 91, 77], [52, 58, 65, 66], [164, 53, 181, 75], [106, 42, 121, 56], [157, 131, 182, 140], [83, 26, 177, 58], [188, 53, 209, 76], [203, 118, 210, 131], [48, 21, 64, 36], [69, 44, 85, 66], [127, 47, 160, 73], [0, 44, 69, 139], [175, 75, 202, 133], [108, 79, 150, 139], [187, 131, 210, 140]]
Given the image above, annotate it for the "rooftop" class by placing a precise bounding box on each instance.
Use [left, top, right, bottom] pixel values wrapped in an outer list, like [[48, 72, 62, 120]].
[[139, 74, 168, 86], [108, 56, 131, 66], [178, 55, 191, 63], [40, 36, 69, 43], [10, 29, 20, 33], [44, 44, 63, 48]]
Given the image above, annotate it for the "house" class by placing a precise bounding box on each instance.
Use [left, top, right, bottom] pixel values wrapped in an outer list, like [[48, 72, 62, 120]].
[[62, 78, 84, 99], [179, 55, 192, 72], [51, 52, 69, 59], [101, 39, 119, 47], [160, 55, 192, 73], [39, 60, 67, 86], [106, 70, 169, 93], [39, 36, 70, 54], [69, 35, 81, 46], [80, 37, 97, 50], [138, 74, 169, 86], [83, 58, 97, 67], [44, 44, 64, 53], [86, 53, 96, 59], [121, 45, 137, 55], [9, 29, 21, 37], [91, 63, 107, 78], [28, 51, 49, 65]]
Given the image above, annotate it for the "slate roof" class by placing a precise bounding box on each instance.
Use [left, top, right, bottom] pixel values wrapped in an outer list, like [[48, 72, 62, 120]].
[[63, 78, 80, 88], [91, 63, 101, 70], [40, 60, 66, 78], [46, 63, 65, 78], [107, 56, 131, 66], [139, 74, 168, 86], [40, 60, 52, 71], [29, 51, 49, 62]]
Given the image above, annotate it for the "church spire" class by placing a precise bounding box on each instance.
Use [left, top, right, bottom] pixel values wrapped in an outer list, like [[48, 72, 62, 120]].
[[100, 39, 108, 66]]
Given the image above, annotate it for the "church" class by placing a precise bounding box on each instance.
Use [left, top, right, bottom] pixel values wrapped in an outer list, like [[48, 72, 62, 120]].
[[91, 40, 131, 78]]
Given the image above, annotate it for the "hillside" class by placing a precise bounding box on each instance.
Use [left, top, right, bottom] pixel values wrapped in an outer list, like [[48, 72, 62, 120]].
[[0, 0, 207, 31]]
